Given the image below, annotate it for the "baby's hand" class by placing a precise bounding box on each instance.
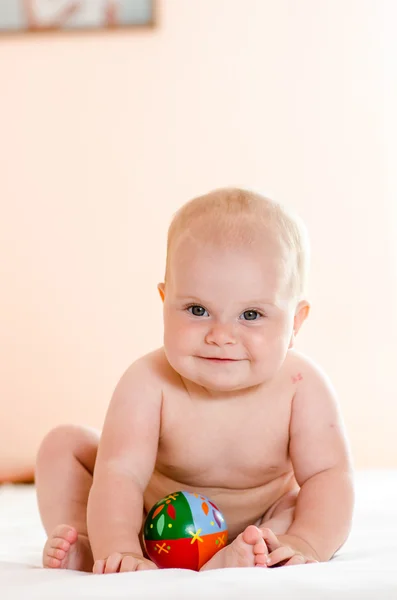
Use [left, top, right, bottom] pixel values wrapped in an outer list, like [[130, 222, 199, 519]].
[[93, 552, 158, 574], [261, 529, 319, 567]]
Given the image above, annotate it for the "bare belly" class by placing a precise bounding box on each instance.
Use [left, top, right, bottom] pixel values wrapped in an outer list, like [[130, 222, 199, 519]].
[[144, 467, 298, 540]]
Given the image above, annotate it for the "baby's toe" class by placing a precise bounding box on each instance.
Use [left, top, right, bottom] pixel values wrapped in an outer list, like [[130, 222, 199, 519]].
[[46, 547, 67, 560], [253, 540, 266, 555], [242, 525, 262, 546], [50, 525, 78, 544], [44, 555, 62, 568], [253, 538, 268, 566], [43, 524, 78, 570], [254, 553, 268, 566], [49, 537, 70, 552]]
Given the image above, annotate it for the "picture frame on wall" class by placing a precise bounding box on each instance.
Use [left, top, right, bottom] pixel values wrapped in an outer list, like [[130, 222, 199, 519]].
[[0, 0, 155, 33]]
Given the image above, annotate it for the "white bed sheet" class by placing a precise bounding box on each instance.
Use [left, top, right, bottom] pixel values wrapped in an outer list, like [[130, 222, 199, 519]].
[[0, 470, 396, 599]]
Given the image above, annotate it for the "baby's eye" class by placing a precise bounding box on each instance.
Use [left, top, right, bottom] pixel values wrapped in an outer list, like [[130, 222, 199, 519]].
[[187, 305, 209, 317], [240, 310, 262, 321]]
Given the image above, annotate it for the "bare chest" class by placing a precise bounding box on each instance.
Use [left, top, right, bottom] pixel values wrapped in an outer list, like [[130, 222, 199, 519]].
[[156, 384, 293, 489]]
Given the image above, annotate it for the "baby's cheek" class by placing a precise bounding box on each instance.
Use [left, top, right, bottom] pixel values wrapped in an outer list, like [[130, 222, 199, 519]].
[[249, 333, 286, 368], [247, 331, 271, 356], [166, 322, 196, 355]]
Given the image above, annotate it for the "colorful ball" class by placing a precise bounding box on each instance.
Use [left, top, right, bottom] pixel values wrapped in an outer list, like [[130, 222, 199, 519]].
[[143, 491, 228, 570]]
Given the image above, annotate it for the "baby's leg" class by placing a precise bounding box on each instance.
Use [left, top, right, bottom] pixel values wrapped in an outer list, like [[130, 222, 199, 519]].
[[258, 489, 298, 535], [201, 490, 299, 571], [35, 424, 99, 572]]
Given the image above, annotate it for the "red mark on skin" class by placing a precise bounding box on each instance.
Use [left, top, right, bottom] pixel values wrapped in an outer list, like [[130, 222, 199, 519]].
[[292, 373, 303, 384]]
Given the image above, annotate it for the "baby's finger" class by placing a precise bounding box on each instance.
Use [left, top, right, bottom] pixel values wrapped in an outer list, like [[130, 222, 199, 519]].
[[93, 559, 105, 574], [260, 528, 282, 553], [104, 553, 123, 574], [136, 560, 158, 571], [284, 554, 306, 567], [119, 556, 137, 573], [267, 546, 295, 567]]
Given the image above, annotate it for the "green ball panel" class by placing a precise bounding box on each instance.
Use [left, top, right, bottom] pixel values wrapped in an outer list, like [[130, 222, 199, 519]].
[[144, 491, 194, 541]]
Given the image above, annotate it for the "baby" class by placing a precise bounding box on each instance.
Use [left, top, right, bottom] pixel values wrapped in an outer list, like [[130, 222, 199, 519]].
[[35, 188, 354, 573]]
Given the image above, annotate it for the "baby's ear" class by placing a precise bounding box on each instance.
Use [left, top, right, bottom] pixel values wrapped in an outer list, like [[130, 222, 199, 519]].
[[289, 300, 310, 348], [294, 300, 310, 333], [157, 283, 165, 302]]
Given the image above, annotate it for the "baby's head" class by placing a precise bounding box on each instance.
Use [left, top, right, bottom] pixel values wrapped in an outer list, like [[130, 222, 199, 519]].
[[158, 188, 310, 393]]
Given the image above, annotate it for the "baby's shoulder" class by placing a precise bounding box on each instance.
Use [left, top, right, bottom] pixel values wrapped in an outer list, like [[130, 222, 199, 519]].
[[283, 349, 332, 389], [122, 347, 179, 389]]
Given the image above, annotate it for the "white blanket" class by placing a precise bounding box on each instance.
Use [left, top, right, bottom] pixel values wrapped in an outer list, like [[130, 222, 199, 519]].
[[1, 470, 396, 599]]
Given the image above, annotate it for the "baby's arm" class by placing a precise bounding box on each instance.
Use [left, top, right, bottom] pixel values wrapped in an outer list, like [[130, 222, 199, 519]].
[[87, 356, 162, 571], [282, 359, 354, 562]]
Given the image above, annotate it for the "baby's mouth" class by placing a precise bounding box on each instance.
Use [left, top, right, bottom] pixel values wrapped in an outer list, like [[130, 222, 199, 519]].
[[199, 357, 240, 362]]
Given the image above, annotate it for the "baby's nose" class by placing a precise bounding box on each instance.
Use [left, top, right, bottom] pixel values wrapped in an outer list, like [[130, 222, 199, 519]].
[[205, 323, 237, 346]]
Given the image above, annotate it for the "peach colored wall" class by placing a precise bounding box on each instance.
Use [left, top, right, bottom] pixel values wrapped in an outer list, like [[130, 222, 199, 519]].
[[0, 0, 395, 476]]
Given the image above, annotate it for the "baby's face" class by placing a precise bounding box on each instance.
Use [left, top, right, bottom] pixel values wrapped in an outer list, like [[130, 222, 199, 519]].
[[160, 236, 297, 393]]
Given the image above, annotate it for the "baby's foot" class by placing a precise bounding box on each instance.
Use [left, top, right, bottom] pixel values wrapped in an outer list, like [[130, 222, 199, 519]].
[[201, 525, 267, 570], [43, 524, 93, 572]]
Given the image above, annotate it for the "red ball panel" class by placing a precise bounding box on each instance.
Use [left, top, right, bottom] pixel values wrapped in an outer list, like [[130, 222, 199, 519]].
[[144, 537, 199, 570]]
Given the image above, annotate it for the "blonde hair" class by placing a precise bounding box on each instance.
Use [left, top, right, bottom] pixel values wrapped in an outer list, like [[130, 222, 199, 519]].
[[165, 188, 310, 299]]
